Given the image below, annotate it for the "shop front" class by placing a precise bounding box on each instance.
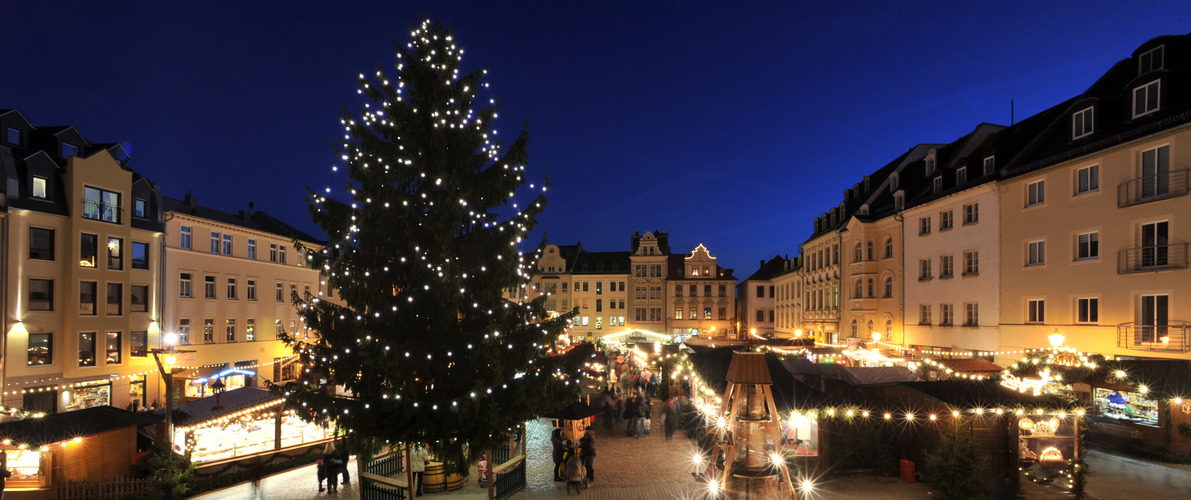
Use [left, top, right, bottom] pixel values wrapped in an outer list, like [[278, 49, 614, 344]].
[[172, 387, 336, 464], [62, 379, 111, 412]]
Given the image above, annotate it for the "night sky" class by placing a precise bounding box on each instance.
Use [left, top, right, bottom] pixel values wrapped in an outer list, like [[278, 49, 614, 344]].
[[3, 1, 1188, 277]]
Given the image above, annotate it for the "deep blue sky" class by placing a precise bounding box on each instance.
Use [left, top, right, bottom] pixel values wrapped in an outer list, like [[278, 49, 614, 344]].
[[3, 1, 1188, 277]]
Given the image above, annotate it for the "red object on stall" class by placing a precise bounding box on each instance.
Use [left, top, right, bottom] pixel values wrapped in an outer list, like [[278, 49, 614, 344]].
[[899, 459, 916, 483]]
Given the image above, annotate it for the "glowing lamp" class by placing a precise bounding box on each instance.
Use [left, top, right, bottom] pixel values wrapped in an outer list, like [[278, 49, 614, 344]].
[[163, 332, 179, 347], [1048, 330, 1065, 348], [871, 332, 882, 343]]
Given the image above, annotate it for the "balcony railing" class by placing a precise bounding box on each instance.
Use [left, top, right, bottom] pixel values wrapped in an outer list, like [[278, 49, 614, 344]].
[[82, 200, 122, 224], [1118, 169, 1189, 207], [1116, 322, 1191, 351], [1117, 243, 1189, 273]]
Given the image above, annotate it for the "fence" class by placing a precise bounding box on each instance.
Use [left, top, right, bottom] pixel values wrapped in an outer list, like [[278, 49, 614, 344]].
[[57, 475, 148, 500]]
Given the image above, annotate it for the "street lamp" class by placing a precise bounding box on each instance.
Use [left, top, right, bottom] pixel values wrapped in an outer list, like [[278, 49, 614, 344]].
[[151, 333, 194, 454], [1048, 329, 1065, 349]]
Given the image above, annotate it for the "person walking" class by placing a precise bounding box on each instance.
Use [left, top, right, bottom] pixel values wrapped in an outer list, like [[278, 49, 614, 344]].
[[316, 458, 326, 492], [664, 396, 678, 440], [248, 458, 264, 499], [322, 443, 340, 494], [578, 430, 596, 485], [551, 427, 566, 481], [410, 443, 428, 497], [335, 441, 351, 486], [563, 443, 586, 494], [623, 394, 638, 437], [635, 393, 651, 438]]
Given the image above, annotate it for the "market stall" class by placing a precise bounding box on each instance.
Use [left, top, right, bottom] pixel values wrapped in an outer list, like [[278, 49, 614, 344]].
[[171, 387, 336, 464]]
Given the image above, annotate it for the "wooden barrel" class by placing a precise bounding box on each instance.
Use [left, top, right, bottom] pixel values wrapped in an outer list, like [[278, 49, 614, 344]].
[[423, 462, 446, 493], [446, 471, 466, 491]]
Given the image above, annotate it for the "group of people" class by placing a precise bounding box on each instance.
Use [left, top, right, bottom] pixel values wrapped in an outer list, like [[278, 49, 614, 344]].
[[551, 428, 596, 494], [317, 441, 351, 493]]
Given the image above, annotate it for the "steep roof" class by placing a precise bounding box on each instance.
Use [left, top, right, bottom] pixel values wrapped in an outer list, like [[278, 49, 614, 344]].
[[0, 406, 161, 447], [171, 387, 281, 426], [163, 195, 322, 244], [743, 255, 787, 282]]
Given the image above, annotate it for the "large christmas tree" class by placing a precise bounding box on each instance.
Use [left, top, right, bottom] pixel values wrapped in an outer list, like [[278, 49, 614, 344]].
[[278, 19, 586, 471]]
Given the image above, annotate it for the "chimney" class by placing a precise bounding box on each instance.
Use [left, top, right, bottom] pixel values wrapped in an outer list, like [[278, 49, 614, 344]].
[[239, 210, 250, 221], [185, 192, 196, 209]]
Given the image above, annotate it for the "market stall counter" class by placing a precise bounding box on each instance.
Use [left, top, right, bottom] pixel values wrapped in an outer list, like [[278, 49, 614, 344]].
[[170, 387, 336, 465]]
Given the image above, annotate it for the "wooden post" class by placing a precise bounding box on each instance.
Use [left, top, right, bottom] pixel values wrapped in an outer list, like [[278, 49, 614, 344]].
[[487, 447, 495, 500], [274, 408, 282, 450], [406, 443, 415, 498]]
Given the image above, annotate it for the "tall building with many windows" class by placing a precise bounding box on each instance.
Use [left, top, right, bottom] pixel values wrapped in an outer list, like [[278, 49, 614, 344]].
[[0, 109, 166, 412]]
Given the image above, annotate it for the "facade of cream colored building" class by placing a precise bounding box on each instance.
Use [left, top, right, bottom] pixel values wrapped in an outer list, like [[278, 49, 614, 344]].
[[800, 223, 842, 343]]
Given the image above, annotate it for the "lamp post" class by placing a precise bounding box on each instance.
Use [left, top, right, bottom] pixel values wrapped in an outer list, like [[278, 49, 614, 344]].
[[1048, 329, 1065, 349], [151, 333, 193, 454]]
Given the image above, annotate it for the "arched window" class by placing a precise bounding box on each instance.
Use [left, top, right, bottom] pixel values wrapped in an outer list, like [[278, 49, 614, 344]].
[[851, 319, 858, 336], [867, 279, 874, 297], [885, 319, 893, 337], [854, 279, 863, 299], [867, 241, 875, 260], [867, 320, 874, 334], [854, 243, 863, 262], [884, 238, 894, 259], [884, 277, 893, 298]]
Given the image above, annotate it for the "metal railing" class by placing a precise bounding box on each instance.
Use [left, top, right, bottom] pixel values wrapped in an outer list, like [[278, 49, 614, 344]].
[[1118, 169, 1189, 207], [493, 456, 526, 500], [81, 200, 122, 223], [1116, 323, 1191, 351], [1117, 243, 1189, 273]]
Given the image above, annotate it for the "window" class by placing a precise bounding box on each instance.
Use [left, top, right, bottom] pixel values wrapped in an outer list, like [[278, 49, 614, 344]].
[[704, 307, 712, 319], [32, 176, 47, 198], [28, 333, 51, 365], [854, 243, 863, 262], [107, 237, 123, 270], [883, 277, 893, 298], [853, 279, 863, 299], [893, 192, 904, 211], [1139, 45, 1164, 73], [925, 156, 936, 175], [983, 156, 995, 175], [1027, 240, 1046, 266], [1073, 107, 1094, 139], [719, 284, 726, 296], [223, 234, 233, 255], [884, 238, 893, 259], [756, 285, 765, 298], [275, 319, 284, 336], [276, 283, 284, 301], [769, 285, 775, 298], [1076, 165, 1099, 195], [82, 186, 120, 223], [130, 331, 147, 357], [689, 285, 697, 297], [963, 251, 979, 276], [933, 177, 943, 193], [957, 167, 967, 184], [30, 227, 54, 260], [79, 332, 96, 366], [1133, 80, 1161, 118], [674, 308, 683, 320], [674, 285, 682, 297], [940, 210, 953, 230], [105, 331, 121, 364], [1076, 232, 1099, 260], [890, 173, 899, 190], [940, 255, 954, 278], [134, 198, 146, 218], [247, 280, 257, 300], [179, 273, 193, 297], [1027, 299, 1045, 323], [80, 233, 98, 267], [210, 232, 220, 253], [248, 239, 257, 259], [918, 259, 932, 280], [756, 310, 765, 322], [919, 304, 931, 325], [180, 226, 192, 250], [6, 127, 20, 145], [963, 203, 979, 224], [919, 217, 931, 235], [1140, 220, 1169, 268], [106, 283, 122, 316], [279, 246, 287, 264], [203, 319, 214, 343], [246, 319, 256, 341], [29, 278, 53, 310], [1077, 297, 1099, 324], [178, 319, 191, 345], [204, 276, 216, 298], [1140, 145, 1171, 200], [131, 285, 148, 312], [940, 304, 953, 326], [964, 303, 979, 326], [1138, 294, 1168, 343], [227, 278, 238, 299], [226, 319, 237, 342], [1027, 180, 1046, 206], [80, 281, 97, 315]]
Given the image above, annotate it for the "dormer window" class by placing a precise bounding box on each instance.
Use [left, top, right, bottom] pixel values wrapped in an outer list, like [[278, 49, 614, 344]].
[[956, 167, 968, 184], [5, 127, 19, 146], [1073, 106, 1094, 139], [32, 176, 47, 198], [61, 143, 78, 158], [925, 155, 936, 175], [1133, 80, 1161, 118], [983, 155, 996, 175], [889, 173, 899, 190], [858, 204, 869, 216], [893, 191, 905, 212], [932, 177, 943, 193], [1139, 45, 1164, 74]]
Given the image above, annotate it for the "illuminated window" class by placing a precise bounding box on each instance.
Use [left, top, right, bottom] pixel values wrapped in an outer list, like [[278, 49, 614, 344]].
[[80, 233, 98, 267], [32, 176, 47, 198]]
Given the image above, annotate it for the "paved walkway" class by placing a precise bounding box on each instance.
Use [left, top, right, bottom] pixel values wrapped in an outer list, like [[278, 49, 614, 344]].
[[192, 406, 1191, 499]]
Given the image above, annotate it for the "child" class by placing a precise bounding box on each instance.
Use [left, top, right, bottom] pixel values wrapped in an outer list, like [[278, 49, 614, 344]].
[[564, 445, 586, 494]]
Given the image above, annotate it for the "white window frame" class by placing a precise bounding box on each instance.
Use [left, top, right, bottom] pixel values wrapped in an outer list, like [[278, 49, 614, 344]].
[[963, 251, 979, 276], [983, 156, 995, 175], [1076, 231, 1099, 261], [1027, 299, 1045, 323], [1076, 297, 1099, 324], [1075, 164, 1099, 195], [1133, 80, 1161, 118], [1072, 106, 1094, 139], [963, 203, 979, 224], [1026, 179, 1046, 207], [1139, 45, 1164, 73], [1027, 240, 1046, 266], [180, 226, 192, 250], [940, 210, 953, 230], [919, 217, 931, 235]]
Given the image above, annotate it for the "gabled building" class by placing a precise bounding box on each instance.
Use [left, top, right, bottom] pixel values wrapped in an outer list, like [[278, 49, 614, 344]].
[[772, 256, 803, 338], [0, 109, 166, 412], [738, 256, 787, 338]]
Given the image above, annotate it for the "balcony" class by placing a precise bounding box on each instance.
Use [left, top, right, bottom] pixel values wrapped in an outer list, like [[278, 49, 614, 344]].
[[1117, 169, 1189, 207], [1116, 323, 1191, 351], [1117, 243, 1189, 273], [82, 200, 122, 224]]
